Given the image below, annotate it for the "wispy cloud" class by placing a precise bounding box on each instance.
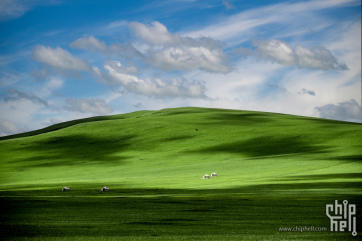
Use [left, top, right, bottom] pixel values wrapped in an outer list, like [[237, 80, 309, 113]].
[[185, 0, 360, 45], [0, 0, 59, 21], [0, 72, 23, 88], [4, 88, 49, 107], [222, 0, 236, 10], [107, 20, 127, 29]]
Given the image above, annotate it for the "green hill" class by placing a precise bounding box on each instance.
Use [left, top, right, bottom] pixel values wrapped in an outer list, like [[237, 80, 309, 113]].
[[1, 107, 361, 240]]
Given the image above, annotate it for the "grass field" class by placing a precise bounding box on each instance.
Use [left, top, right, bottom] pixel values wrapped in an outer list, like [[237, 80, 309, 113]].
[[0, 107, 361, 240]]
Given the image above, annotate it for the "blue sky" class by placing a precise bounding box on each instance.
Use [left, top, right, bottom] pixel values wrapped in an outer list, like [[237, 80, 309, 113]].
[[0, 0, 361, 136]]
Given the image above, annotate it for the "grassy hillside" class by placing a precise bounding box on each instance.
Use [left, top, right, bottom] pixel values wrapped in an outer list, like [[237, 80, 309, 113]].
[[0, 107, 361, 240]]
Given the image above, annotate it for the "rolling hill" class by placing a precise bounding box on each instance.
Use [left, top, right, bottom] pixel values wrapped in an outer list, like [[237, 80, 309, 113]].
[[1, 107, 361, 240]]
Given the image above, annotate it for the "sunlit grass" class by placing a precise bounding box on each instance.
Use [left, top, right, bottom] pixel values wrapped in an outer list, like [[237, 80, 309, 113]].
[[0, 107, 361, 240]]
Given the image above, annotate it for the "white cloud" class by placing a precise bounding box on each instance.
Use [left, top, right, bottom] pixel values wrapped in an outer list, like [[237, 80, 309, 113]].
[[130, 21, 231, 73], [314, 99, 362, 123], [0, 118, 23, 136], [253, 39, 348, 70], [32, 45, 91, 71], [102, 60, 138, 75], [93, 60, 206, 98], [70, 36, 107, 52], [69, 36, 142, 59], [64, 98, 114, 115], [129, 21, 181, 45], [147, 40, 231, 73], [255, 40, 295, 66]]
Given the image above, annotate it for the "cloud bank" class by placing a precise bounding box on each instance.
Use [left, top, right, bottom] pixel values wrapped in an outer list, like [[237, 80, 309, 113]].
[[130, 21, 181, 45], [93, 60, 206, 98], [130, 21, 231, 73], [70, 36, 142, 59], [315, 99, 362, 123], [234, 39, 348, 70]]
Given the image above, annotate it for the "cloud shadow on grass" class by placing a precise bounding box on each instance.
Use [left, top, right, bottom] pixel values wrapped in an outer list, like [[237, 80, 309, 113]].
[[186, 135, 329, 157], [160, 135, 195, 142], [12, 134, 137, 168], [187, 112, 275, 128], [160, 107, 217, 117], [322, 154, 362, 162]]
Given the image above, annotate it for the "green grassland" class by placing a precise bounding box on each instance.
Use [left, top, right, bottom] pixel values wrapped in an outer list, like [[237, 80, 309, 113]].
[[0, 107, 361, 240]]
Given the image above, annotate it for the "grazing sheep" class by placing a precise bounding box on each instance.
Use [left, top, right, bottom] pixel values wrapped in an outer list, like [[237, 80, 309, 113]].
[[62, 186, 70, 191], [101, 186, 110, 191], [202, 174, 210, 179], [211, 172, 218, 177]]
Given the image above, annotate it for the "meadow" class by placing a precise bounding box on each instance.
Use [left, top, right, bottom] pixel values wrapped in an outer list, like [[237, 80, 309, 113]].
[[0, 107, 361, 240]]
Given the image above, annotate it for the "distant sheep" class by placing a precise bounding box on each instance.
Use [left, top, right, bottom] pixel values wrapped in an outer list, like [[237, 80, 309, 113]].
[[202, 174, 210, 179], [211, 172, 218, 177], [101, 186, 110, 191], [62, 186, 70, 191]]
